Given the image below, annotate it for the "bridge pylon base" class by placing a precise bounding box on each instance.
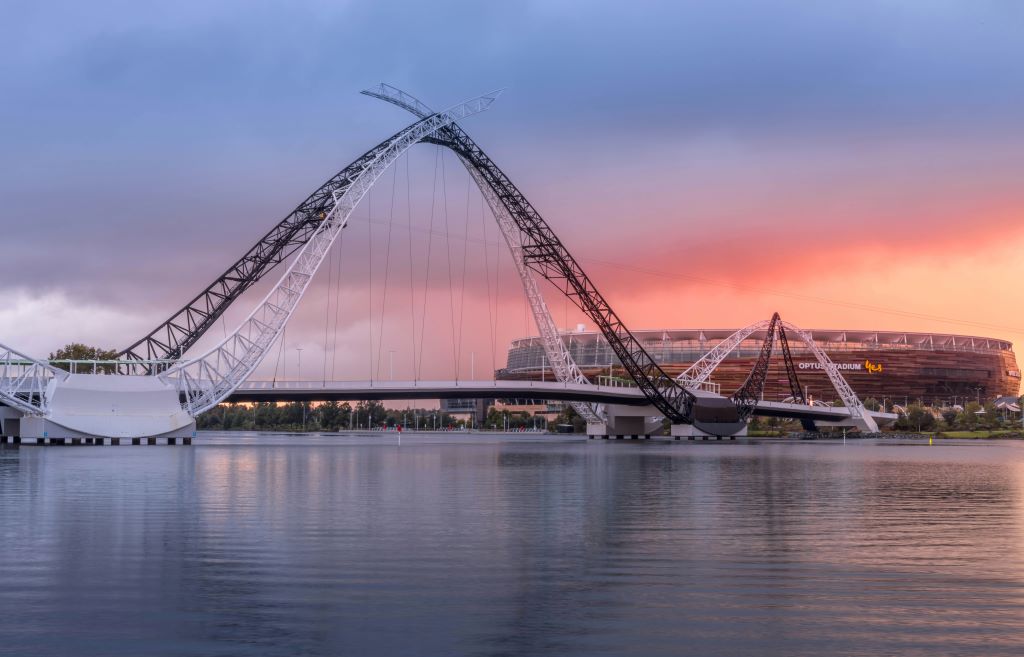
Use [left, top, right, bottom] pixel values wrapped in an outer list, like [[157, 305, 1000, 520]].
[[586, 404, 663, 439], [18, 415, 197, 442]]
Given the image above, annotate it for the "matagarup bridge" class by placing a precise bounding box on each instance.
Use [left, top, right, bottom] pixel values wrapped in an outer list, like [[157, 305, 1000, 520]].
[[0, 85, 889, 442]]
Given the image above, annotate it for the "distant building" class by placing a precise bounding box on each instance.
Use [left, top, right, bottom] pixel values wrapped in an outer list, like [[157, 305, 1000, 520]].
[[500, 328, 1020, 405], [440, 398, 492, 426]]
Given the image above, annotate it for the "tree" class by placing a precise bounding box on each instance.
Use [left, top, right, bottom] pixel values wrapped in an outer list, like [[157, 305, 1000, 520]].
[[941, 408, 959, 429], [862, 397, 881, 412], [316, 401, 351, 432], [982, 402, 1002, 430], [895, 404, 936, 432], [956, 402, 982, 430], [905, 405, 936, 432], [552, 404, 585, 433], [354, 400, 387, 428], [48, 343, 119, 373]]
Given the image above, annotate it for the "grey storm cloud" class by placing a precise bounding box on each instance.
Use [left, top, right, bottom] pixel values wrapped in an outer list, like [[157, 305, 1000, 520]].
[[2, 0, 1024, 320]]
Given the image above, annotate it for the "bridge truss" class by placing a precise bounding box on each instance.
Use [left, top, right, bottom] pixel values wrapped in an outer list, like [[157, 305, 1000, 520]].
[[359, 85, 602, 424], [121, 84, 874, 430], [120, 84, 703, 425], [360, 85, 704, 425], [0, 85, 883, 437], [158, 92, 500, 415], [116, 125, 430, 370]]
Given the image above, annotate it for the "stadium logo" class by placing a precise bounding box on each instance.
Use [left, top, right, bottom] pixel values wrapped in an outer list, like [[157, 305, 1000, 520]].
[[864, 359, 884, 374], [796, 360, 884, 373], [798, 362, 863, 371]]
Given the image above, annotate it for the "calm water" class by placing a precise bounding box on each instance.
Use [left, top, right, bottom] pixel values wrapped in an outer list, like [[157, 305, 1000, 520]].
[[3, 433, 1024, 656]]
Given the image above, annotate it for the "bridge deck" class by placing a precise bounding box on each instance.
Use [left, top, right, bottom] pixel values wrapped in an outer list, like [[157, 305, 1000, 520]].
[[0, 377, 897, 425], [229, 380, 897, 424], [230, 379, 653, 405]]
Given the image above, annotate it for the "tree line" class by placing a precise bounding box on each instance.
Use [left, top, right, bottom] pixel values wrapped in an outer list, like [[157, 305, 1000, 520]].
[[198, 400, 472, 432]]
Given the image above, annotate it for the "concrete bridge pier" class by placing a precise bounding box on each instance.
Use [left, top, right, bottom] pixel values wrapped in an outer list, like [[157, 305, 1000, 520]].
[[586, 404, 662, 440]]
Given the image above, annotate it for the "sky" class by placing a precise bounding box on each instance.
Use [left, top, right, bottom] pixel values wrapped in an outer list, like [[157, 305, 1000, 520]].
[[2, 0, 1023, 383]]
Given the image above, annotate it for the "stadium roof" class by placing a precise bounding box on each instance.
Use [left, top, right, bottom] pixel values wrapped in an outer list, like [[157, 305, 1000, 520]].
[[510, 328, 1013, 353]]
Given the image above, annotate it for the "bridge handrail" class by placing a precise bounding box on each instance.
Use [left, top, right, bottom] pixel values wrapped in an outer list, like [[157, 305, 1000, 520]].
[[0, 342, 69, 415]]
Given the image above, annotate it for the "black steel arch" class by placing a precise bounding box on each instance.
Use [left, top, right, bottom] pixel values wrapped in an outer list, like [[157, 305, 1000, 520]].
[[119, 96, 736, 425], [416, 123, 704, 424], [776, 323, 806, 404], [732, 312, 781, 422], [361, 86, 729, 425]]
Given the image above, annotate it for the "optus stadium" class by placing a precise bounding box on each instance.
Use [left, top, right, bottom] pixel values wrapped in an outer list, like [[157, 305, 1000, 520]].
[[499, 328, 1021, 405]]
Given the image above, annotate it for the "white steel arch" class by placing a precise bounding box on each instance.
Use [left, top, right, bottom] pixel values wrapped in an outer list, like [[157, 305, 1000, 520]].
[[672, 317, 879, 432], [362, 84, 603, 423], [160, 92, 501, 416], [675, 320, 771, 387], [780, 321, 879, 432]]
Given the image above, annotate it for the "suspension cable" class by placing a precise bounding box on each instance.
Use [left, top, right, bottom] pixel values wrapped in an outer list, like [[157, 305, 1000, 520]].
[[368, 176, 374, 383], [322, 241, 334, 384], [375, 159, 399, 380], [404, 151, 417, 382], [416, 147, 440, 379], [479, 183, 497, 375], [272, 324, 286, 384], [493, 203, 502, 375], [455, 171, 472, 377], [330, 229, 345, 381], [441, 151, 459, 379]]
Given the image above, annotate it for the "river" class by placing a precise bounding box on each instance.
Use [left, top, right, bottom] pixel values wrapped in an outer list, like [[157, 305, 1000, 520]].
[[2, 433, 1023, 656]]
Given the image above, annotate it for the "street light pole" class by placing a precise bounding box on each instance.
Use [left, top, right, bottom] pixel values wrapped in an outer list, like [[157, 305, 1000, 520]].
[[296, 347, 303, 382]]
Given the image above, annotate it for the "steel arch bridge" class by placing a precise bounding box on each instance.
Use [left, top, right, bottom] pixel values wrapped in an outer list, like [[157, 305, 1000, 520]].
[[0, 86, 881, 440]]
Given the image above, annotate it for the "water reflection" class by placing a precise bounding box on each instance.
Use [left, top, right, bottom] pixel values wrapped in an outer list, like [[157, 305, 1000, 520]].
[[1, 435, 1024, 656]]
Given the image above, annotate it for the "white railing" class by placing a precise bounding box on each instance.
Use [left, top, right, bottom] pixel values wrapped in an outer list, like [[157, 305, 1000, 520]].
[[0, 343, 69, 415]]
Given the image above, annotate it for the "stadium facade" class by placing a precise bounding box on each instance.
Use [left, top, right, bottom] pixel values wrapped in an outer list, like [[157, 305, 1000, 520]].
[[499, 328, 1021, 405]]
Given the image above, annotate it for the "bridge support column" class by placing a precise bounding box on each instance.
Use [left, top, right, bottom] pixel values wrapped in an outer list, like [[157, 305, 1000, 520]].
[[596, 405, 664, 438], [587, 404, 663, 440]]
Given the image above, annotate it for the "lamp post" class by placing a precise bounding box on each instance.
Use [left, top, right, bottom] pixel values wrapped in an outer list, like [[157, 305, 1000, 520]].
[[296, 347, 303, 382]]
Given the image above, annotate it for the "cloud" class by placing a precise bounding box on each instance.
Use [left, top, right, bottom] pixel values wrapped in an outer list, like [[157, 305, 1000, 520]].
[[0, 289, 155, 357], [2, 0, 1023, 378]]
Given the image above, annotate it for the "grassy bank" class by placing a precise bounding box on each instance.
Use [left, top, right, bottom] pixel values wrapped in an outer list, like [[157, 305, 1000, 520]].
[[936, 430, 1023, 439]]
